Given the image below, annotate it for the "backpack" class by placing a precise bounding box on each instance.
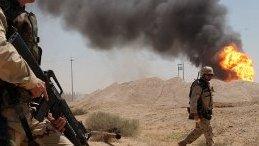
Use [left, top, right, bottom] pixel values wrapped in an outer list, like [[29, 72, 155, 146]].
[[11, 11, 42, 65]]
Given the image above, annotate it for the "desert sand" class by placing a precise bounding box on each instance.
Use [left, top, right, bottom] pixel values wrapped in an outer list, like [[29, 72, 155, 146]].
[[71, 77, 259, 146]]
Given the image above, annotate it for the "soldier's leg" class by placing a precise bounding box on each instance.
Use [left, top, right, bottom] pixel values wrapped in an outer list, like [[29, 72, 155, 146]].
[[1, 108, 27, 146], [31, 119, 73, 146], [0, 126, 22, 146], [36, 132, 73, 146], [181, 121, 204, 144], [203, 119, 214, 146], [0, 127, 21, 146], [2, 107, 73, 146], [9, 127, 27, 146]]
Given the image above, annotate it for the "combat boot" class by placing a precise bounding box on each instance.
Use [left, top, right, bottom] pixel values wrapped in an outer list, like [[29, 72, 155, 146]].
[[178, 140, 187, 146]]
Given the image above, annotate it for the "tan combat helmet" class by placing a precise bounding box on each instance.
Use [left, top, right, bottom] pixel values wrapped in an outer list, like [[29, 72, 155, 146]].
[[200, 66, 214, 77]]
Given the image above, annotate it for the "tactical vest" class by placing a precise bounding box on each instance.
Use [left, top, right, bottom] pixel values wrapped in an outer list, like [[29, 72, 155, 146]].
[[189, 78, 213, 120]]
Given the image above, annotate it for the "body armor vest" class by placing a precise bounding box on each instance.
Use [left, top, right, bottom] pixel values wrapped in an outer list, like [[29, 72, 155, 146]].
[[189, 79, 213, 120]]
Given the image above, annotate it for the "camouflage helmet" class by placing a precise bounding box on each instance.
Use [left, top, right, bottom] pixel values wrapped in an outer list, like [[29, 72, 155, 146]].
[[200, 66, 214, 76]]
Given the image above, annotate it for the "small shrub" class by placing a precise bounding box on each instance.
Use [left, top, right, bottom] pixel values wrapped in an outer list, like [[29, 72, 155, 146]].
[[71, 108, 88, 115], [166, 131, 185, 141], [86, 112, 139, 137]]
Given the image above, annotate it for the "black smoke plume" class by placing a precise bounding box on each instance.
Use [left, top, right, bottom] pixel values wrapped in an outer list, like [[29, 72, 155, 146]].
[[37, 0, 242, 80]]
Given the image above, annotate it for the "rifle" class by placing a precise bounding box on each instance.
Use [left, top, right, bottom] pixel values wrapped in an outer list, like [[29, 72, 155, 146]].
[[8, 32, 90, 146]]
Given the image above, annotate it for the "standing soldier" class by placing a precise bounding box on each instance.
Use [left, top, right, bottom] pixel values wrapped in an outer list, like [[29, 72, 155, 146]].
[[179, 66, 214, 146], [0, 0, 72, 145]]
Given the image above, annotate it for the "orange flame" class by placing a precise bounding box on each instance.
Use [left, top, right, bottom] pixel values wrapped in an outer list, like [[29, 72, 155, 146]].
[[218, 43, 255, 82]]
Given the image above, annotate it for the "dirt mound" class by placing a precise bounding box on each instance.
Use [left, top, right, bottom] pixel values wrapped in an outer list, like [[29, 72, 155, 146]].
[[76, 77, 259, 109], [212, 80, 259, 103]]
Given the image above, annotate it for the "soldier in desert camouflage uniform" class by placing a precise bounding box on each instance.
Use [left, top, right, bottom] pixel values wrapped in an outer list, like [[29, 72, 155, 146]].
[[179, 66, 214, 146], [0, 0, 72, 145]]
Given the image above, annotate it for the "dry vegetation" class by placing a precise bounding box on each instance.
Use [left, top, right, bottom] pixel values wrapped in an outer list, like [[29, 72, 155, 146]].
[[86, 112, 139, 137], [71, 108, 88, 116]]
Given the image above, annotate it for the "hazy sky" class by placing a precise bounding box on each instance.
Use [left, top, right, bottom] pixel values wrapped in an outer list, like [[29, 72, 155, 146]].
[[28, 0, 259, 94]]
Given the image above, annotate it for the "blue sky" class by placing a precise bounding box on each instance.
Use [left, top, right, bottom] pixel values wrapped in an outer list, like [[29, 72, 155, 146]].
[[28, 0, 259, 94]]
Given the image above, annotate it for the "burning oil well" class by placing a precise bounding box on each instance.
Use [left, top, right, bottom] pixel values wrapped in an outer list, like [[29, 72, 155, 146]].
[[37, 0, 255, 82]]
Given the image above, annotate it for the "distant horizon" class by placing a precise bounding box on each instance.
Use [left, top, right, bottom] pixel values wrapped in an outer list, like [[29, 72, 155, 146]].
[[63, 76, 256, 96]]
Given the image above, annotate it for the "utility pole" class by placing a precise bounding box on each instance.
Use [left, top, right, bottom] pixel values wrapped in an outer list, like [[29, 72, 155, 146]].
[[177, 62, 185, 81], [177, 64, 180, 77], [70, 57, 74, 101], [177, 63, 182, 78], [182, 62, 185, 81]]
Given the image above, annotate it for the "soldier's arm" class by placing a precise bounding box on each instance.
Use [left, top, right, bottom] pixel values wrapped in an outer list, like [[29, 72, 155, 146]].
[[189, 84, 202, 114], [0, 10, 38, 90]]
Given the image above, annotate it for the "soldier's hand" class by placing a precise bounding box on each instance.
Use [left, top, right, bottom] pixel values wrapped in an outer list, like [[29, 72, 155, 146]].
[[47, 113, 66, 133], [29, 79, 49, 101]]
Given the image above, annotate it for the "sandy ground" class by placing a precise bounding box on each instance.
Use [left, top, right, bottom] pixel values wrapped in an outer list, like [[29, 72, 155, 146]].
[[71, 77, 259, 146], [77, 104, 258, 146]]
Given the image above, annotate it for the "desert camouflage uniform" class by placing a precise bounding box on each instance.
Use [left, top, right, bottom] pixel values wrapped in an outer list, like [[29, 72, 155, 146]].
[[0, 8, 72, 145], [182, 79, 214, 146]]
